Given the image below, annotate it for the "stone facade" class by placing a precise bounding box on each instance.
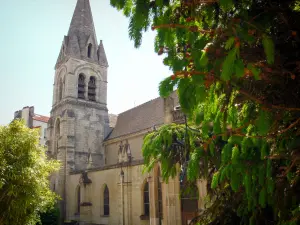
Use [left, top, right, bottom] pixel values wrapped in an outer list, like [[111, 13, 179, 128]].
[[48, 1, 207, 225]]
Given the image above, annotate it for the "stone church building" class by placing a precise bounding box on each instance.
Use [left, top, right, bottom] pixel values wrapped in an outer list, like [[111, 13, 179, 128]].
[[47, 0, 207, 224]]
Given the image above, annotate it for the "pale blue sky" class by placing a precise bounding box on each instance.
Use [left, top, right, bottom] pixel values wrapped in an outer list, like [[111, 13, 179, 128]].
[[0, 0, 170, 125]]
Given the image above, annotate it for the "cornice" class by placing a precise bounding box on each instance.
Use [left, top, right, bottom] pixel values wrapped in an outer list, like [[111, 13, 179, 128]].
[[51, 97, 107, 113], [70, 159, 144, 174]]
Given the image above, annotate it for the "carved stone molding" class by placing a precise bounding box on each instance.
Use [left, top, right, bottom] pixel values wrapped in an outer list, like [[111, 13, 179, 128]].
[[51, 97, 107, 113], [172, 110, 185, 124]]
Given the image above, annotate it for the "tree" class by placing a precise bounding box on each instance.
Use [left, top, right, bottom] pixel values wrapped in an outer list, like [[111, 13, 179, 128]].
[[38, 205, 60, 225], [110, 0, 300, 224], [0, 120, 60, 225]]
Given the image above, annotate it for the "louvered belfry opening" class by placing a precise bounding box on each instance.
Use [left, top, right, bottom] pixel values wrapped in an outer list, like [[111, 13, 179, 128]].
[[78, 74, 85, 99], [88, 76, 96, 101]]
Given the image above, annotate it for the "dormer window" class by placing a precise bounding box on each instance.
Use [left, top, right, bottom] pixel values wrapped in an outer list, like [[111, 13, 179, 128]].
[[88, 76, 96, 101], [88, 43, 92, 58], [78, 74, 85, 99]]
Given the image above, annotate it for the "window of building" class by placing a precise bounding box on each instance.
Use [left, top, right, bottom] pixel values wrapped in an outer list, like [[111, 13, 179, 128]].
[[44, 128, 47, 139], [143, 181, 150, 216], [78, 74, 85, 99], [88, 43, 92, 58], [88, 76, 96, 101], [104, 185, 109, 216]]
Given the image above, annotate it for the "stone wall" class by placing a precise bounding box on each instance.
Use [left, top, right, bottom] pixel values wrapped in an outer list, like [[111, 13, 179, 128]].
[[104, 132, 149, 166], [65, 162, 207, 225], [66, 164, 150, 225]]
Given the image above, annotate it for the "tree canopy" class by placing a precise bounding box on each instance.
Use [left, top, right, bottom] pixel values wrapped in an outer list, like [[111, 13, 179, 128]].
[[110, 0, 300, 224], [0, 120, 60, 225]]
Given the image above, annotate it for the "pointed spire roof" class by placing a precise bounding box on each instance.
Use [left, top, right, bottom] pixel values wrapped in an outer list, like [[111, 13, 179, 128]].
[[68, 0, 97, 43], [55, 0, 109, 69], [98, 40, 108, 67]]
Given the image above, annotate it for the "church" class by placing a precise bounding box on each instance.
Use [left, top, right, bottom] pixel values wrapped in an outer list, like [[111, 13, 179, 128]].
[[46, 0, 207, 224]]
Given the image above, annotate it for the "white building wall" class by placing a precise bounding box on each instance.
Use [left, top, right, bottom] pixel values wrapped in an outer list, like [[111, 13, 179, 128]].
[[33, 119, 48, 146]]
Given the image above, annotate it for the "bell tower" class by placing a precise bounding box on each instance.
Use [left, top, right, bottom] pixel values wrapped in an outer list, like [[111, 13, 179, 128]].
[[47, 0, 109, 216]]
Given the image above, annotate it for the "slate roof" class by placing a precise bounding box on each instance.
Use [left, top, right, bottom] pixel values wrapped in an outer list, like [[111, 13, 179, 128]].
[[105, 90, 179, 140], [106, 97, 165, 140], [55, 0, 108, 68]]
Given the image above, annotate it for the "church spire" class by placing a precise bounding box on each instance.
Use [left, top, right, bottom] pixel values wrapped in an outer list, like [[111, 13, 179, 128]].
[[55, 0, 109, 69], [68, 0, 97, 43]]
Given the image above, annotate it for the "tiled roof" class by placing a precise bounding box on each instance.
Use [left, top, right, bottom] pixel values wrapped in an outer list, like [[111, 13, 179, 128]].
[[33, 114, 50, 123], [106, 96, 165, 140]]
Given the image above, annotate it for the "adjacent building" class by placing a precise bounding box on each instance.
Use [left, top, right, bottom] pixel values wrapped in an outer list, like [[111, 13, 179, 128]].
[[14, 106, 49, 146]]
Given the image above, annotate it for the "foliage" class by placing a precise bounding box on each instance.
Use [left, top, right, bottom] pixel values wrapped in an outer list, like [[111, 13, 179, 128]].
[[111, 0, 300, 224], [0, 120, 60, 225], [37, 206, 60, 225]]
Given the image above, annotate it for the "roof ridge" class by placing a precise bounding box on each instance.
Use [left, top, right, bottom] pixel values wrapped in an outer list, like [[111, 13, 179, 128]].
[[117, 95, 162, 116]]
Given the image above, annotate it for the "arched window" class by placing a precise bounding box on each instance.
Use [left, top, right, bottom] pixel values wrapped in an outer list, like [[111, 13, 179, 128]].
[[88, 43, 92, 58], [76, 185, 81, 214], [78, 74, 85, 99], [88, 76, 96, 101], [104, 185, 109, 216], [143, 181, 150, 216]]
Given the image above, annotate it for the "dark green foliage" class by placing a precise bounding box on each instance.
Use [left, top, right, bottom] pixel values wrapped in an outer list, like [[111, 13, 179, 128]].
[[37, 206, 60, 225], [110, 0, 300, 224]]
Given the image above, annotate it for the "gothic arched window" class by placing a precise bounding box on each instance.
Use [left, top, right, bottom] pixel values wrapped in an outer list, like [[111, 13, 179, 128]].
[[88, 76, 96, 101], [143, 181, 150, 216], [104, 185, 110, 216], [78, 74, 85, 99], [88, 43, 92, 58]]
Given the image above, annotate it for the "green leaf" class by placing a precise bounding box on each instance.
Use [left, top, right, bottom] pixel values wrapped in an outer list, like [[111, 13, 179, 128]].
[[211, 171, 220, 189], [267, 178, 275, 194], [261, 142, 268, 160], [235, 59, 244, 78], [225, 37, 235, 50], [255, 110, 272, 136], [213, 113, 222, 134], [262, 34, 275, 64], [230, 170, 240, 192], [259, 188, 267, 208], [258, 165, 265, 186], [219, 0, 234, 10], [221, 48, 237, 81], [199, 51, 209, 67], [247, 63, 261, 80], [231, 145, 240, 164]]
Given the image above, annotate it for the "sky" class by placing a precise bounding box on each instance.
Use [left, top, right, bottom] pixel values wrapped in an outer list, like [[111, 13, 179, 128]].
[[0, 0, 171, 125]]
